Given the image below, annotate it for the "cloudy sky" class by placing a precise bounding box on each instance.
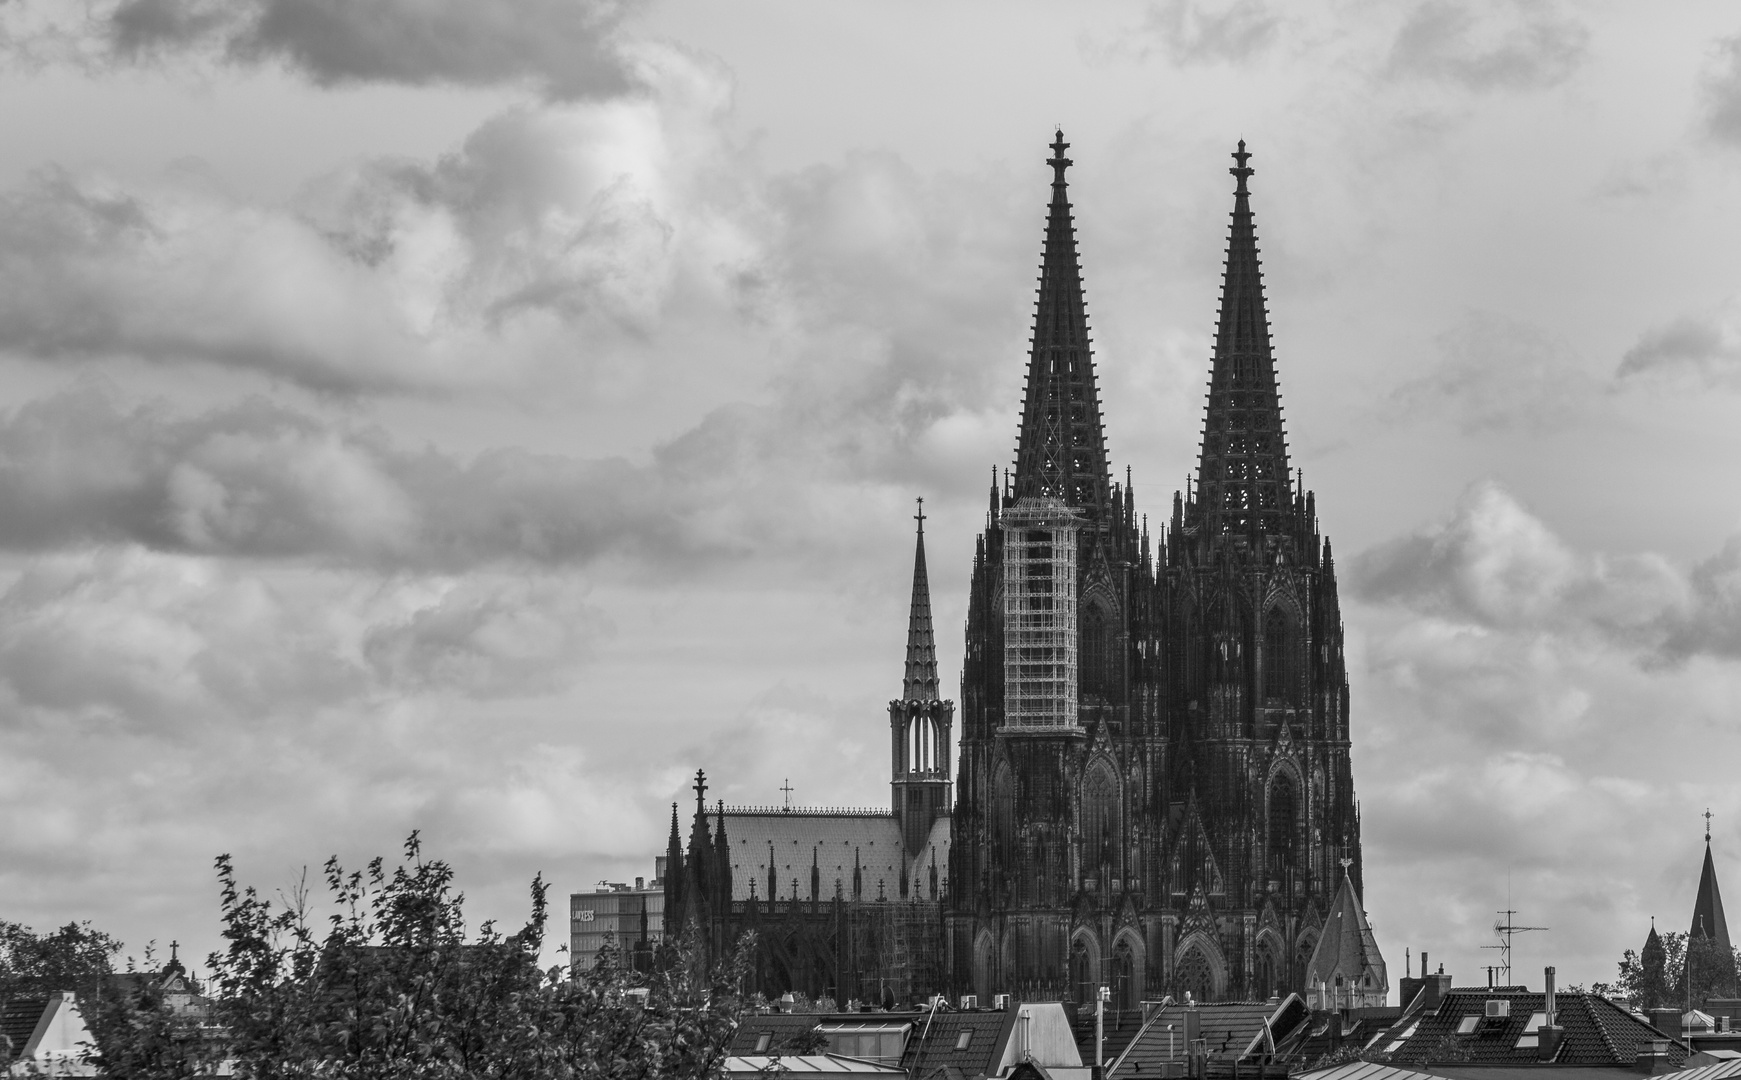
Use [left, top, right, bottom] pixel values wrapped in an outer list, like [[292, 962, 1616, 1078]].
[[1, 0, 1739, 994]]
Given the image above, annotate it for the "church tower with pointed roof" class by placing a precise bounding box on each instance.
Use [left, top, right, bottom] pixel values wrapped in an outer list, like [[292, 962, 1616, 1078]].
[[1686, 814, 1739, 1005], [947, 136, 1365, 1008], [891, 499, 955, 857]]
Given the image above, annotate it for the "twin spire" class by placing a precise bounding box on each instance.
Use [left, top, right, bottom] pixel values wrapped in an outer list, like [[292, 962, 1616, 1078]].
[[1011, 133, 1292, 537], [1194, 140, 1293, 534], [1011, 130, 1112, 516]]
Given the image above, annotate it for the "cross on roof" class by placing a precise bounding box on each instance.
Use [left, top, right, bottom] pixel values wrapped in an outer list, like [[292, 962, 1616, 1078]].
[[169, 940, 179, 962], [1707, 807, 1714, 844], [781, 779, 793, 811], [914, 496, 925, 534]]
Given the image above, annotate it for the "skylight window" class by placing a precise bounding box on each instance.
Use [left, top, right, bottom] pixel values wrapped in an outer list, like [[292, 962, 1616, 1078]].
[[1516, 1012, 1549, 1049], [956, 1031, 973, 1051], [1384, 1021, 1420, 1054], [1456, 1016, 1479, 1035]]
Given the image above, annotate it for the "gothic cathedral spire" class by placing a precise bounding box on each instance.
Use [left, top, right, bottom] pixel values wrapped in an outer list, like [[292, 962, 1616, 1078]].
[[1194, 141, 1293, 534], [903, 498, 940, 702], [1012, 130, 1112, 518], [891, 499, 953, 857]]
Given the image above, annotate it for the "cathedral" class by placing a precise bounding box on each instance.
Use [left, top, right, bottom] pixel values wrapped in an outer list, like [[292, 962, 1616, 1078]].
[[666, 132, 1368, 1008]]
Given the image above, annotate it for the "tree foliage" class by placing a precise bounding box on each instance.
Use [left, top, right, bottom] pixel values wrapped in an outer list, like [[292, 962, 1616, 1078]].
[[0, 919, 121, 1003], [1609, 931, 1741, 1010], [8, 833, 746, 1078], [205, 831, 745, 1078]]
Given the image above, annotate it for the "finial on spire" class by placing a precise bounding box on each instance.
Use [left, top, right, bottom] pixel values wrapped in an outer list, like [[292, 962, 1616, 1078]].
[[914, 496, 925, 535], [692, 769, 707, 809], [1231, 139, 1253, 193], [1050, 129, 1072, 187], [1707, 807, 1714, 844]]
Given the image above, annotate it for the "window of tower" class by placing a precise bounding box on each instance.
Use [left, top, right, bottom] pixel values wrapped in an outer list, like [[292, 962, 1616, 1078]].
[[1264, 608, 1291, 701], [993, 768, 1015, 858], [1081, 605, 1111, 699], [1081, 763, 1119, 873], [1175, 947, 1215, 1003], [1269, 774, 1297, 869]]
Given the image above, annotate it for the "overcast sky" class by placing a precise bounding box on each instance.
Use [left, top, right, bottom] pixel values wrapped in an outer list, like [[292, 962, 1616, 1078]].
[[1, 0, 1739, 995]]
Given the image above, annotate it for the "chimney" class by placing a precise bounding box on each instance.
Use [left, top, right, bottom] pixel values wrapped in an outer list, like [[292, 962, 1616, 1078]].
[[1648, 1008, 1681, 1038], [1636, 1039, 1675, 1075], [1538, 966, 1563, 1062]]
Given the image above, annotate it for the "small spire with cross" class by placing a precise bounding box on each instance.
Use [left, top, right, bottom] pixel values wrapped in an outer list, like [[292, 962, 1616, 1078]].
[[780, 778, 794, 811], [1230, 139, 1253, 193]]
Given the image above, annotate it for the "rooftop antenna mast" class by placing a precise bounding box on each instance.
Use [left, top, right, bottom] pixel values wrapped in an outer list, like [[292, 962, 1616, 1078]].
[[1482, 909, 1548, 985]]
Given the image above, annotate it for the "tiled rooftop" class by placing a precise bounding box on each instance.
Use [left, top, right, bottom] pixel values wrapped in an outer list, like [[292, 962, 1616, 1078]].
[[1110, 998, 1310, 1078], [1377, 990, 1689, 1067]]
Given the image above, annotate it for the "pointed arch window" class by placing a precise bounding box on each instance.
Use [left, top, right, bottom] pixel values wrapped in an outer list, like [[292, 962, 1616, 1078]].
[[1081, 604, 1113, 700], [1269, 774, 1297, 869], [993, 767, 1015, 861], [1264, 607, 1292, 701], [1081, 762, 1119, 877]]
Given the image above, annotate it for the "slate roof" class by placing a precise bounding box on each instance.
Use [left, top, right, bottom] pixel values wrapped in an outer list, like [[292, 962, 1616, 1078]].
[[724, 1054, 905, 1076], [1695, 842, 1735, 954], [1306, 873, 1388, 998], [1297, 1061, 1437, 1080], [1376, 990, 1690, 1067], [1071, 1006, 1147, 1068], [723, 812, 908, 902], [729, 1010, 1019, 1077], [1109, 997, 1309, 1078], [902, 1010, 1019, 1078], [1276, 1007, 1400, 1067]]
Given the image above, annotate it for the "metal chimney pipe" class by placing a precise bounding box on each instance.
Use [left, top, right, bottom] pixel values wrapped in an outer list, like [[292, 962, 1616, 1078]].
[[1545, 966, 1557, 1028]]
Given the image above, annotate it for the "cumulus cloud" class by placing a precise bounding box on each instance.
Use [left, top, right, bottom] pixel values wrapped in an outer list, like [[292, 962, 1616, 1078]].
[[4, 0, 643, 98], [1350, 480, 1741, 667], [1347, 485, 1741, 981], [1387, 311, 1600, 433], [1616, 308, 1741, 387], [0, 387, 750, 569], [1125, 0, 1281, 66], [0, 64, 763, 397], [0, 548, 604, 725], [1384, 0, 1588, 91]]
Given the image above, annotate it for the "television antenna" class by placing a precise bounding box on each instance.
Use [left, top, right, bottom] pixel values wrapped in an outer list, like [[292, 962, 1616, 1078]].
[[1481, 909, 1547, 985]]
